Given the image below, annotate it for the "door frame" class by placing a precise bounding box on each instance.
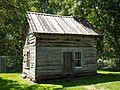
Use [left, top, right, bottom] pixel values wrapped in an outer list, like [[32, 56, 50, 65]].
[[61, 50, 74, 75]]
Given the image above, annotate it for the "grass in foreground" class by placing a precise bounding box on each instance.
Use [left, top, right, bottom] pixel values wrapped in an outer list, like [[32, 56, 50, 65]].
[[0, 71, 120, 90]]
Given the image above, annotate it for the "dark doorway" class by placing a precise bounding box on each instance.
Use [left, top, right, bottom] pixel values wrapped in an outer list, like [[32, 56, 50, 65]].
[[63, 52, 73, 75]]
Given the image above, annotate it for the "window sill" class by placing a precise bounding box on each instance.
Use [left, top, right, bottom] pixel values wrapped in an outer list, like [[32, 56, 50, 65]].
[[24, 67, 30, 69], [75, 67, 82, 69]]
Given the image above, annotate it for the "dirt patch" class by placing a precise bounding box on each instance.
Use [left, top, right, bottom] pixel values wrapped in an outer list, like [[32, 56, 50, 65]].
[[84, 85, 108, 90], [84, 85, 96, 90]]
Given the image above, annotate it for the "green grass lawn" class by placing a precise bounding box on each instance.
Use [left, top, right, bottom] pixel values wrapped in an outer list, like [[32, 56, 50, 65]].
[[0, 71, 120, 90]]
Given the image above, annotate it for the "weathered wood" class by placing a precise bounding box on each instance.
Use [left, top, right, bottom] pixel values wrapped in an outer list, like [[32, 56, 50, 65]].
[[37, 62, 61, 66], [63, 52, 73, 75], [38, 43, 92, 47], [35, 45, 97, 80], [36, 66, 61, 70], [23, 32, 98, 82], [23, 33, 36, 81], [23, 12, 101, 82], [36, 70, 62, 75], [36, 35, 95, 42], [36, 35, 95, 47]]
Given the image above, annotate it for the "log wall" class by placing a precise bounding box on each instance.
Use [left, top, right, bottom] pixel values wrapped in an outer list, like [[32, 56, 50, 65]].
[[23, 33, 36, 81], [35, 34, 97, 80]]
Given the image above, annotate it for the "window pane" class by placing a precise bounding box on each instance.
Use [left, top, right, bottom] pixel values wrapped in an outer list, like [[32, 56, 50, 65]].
[[74, 52, 82, 67], [75, 52, 78, 59], [75, 60, 81, 67], [27, 52, 30, 68], [79, 52, 81, 59], [75, 52, 81, 60]]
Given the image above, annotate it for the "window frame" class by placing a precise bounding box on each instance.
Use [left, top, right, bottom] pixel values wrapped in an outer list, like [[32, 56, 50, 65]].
[[26, 51, 30, 69], [74, 51, 82, 68]]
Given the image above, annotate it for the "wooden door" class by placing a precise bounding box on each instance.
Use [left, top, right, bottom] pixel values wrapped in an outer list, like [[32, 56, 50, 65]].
[[63, 52, 73, 75]]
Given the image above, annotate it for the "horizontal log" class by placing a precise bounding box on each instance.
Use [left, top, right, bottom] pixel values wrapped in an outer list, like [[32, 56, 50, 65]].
[[37, 40, 93, 45], [36, 35, 96, 41], [36, 70, 62, 74], [37, 43, 92, 47], [37, 57, 60, 60], [36, 61, 62, 66], [24, 44, 36, 48], [36, 66, 61, 70]]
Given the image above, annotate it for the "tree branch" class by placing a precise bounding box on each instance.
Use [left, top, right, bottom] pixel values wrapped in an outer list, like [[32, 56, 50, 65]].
[[93, 4, 104, 23]]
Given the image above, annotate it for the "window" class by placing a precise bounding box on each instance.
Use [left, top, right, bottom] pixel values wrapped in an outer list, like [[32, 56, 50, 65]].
[[26, 51, 30, 69], [74, 52, 82, 67]]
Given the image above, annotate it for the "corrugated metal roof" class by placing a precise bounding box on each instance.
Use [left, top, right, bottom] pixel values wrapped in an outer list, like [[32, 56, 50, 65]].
[[27, 12, 102, 36]]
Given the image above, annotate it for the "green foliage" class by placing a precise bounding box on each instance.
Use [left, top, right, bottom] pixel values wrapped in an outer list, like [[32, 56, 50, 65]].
[[0, 0, 120, 71], [52, 0, 120, 70], [98, 58, 120, 71], [48, 0, 120, 57], [0, 0, 28, 71]]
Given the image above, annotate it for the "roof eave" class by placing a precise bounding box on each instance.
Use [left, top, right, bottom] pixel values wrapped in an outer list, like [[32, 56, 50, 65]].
[[33, 32, 102, 37]]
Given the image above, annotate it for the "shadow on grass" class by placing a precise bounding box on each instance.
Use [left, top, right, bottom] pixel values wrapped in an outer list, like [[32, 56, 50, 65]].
[[22, 84, 63, 90], [0, 73, 120, 90], [0, 77, 63, 90], [0, 77, 21, 90], [37, 73, 120, 87]]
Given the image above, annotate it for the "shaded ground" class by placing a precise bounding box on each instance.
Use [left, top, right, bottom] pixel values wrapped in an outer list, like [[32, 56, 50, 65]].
[[39, 72, 120, 86], [0, 71, 120, 90]]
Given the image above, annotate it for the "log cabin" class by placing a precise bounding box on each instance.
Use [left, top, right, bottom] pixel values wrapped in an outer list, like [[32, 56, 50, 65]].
[[22, 12, 102, 82]]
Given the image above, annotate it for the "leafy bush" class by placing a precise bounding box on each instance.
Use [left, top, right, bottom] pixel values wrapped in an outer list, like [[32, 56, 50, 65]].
[[97, 58, 120, 71]]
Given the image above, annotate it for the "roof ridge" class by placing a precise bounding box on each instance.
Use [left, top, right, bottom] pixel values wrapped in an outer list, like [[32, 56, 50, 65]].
[[27, 11, 73, 18]]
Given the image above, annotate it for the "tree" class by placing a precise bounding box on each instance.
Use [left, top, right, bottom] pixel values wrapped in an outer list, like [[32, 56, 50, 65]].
[[0, 0, 119, 71], [50, 0, 120, 70], [0, 0, 27, 71]]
